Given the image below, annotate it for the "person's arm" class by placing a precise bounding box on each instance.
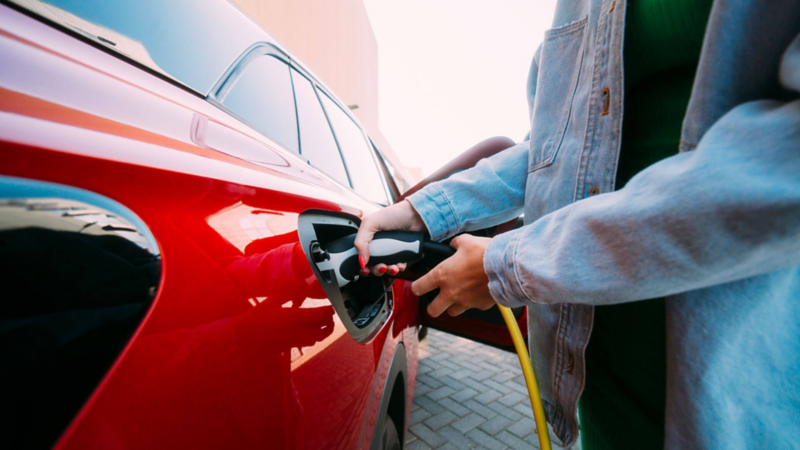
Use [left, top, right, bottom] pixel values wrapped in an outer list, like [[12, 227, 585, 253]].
[[354, 141, 529, 275], [355, 46, 543, 270], [406, 139, 529, 241], [385, 142, 531, 317], [485, 34, 800, 307]]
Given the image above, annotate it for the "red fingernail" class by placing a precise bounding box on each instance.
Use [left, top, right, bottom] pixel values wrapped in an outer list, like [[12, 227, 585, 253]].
[[360, 268, 370, 276], [389, 268, 399, 275], [379, 267, 387, 274], [358, 255, 366, 270]]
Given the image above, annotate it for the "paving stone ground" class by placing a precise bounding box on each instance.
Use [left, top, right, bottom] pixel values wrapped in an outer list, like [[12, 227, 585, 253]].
[[406, 329, 582, 450]]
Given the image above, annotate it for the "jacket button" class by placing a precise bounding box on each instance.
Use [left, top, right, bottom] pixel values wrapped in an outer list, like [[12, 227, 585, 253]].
[[589, 186, 600, 196]]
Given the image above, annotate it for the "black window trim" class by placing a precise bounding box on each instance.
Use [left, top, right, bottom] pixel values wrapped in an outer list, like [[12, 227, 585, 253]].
[[301, 71, 395, 204], [367, 138, 395, 204], [286, 68, 304, 162], [288, 68, 354, 186], [313, 86, 356, 191], [370, 138, 402, 201]]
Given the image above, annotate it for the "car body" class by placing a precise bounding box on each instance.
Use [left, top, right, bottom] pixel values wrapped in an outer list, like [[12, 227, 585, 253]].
[[0, 1, 528, 448]]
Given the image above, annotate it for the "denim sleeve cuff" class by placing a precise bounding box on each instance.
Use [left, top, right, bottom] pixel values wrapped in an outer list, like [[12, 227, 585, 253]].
[[406, 183, 460, 241], [483, 228, 532, 307]]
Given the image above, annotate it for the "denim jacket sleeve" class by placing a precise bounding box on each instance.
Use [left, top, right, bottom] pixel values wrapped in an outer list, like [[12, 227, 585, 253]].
[[485, 33, 800, 307], [405, 140, 529, 241]]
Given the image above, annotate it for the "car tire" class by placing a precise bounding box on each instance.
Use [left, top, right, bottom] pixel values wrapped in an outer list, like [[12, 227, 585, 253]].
[[379, 415, 402, 450]]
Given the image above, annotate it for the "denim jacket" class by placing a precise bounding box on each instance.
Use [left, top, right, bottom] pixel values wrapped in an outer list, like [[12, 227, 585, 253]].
[[407, 1, 800, 448]]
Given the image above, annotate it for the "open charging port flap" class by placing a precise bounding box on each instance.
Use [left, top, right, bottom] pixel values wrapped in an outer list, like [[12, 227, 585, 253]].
[[298, 210, 392, 343]]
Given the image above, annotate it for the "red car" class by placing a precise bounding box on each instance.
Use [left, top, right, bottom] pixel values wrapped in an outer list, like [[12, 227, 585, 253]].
[[0, 1, 528, 448]]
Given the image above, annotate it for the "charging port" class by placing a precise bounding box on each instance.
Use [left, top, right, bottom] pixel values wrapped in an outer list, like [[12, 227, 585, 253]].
[[298, 210, 392, 343]]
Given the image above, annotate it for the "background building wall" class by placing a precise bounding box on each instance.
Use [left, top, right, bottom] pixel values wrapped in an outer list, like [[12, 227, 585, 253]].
[[230, 0, 416, 189]]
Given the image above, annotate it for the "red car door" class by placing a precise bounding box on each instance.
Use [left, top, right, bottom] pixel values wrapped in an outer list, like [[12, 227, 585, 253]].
[[0, 3, 414, 449]]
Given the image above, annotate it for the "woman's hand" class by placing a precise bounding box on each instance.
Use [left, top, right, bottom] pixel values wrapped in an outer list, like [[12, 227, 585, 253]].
[[354, 200, 426, 276], [412, 234, 496, 317]]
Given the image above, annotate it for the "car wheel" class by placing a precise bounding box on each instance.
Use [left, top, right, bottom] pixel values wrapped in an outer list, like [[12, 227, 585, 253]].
[[379, 416, 401, 450]]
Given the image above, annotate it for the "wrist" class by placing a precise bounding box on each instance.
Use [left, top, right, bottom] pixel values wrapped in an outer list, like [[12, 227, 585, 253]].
[[405, 184, 460, 241], [401, 200, 426, 231]]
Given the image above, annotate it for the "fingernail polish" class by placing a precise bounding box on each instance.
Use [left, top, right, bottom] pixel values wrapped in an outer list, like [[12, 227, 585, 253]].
[[360, 268, 370, 276], [379, 267, 387, 274], [389, 268, 398, 275], [358, 255, 366, 270]]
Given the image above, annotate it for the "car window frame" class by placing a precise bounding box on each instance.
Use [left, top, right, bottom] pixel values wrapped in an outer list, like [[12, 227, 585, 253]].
[[289, 67, 353, 187], [207, 43, 394, 206], [367, 139, 395, 204], [369, 139, 401, 201], [291, 62, 396, 206], [316, 89, 391, 206], [206, 43, 301, 153]]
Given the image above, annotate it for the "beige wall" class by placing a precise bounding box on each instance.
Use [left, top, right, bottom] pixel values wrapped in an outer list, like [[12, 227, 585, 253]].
[[231, 0, 415, 189]]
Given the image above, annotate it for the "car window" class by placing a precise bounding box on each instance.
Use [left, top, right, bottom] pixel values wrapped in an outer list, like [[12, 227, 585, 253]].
[[10, 0, 265, 95], [290, 70, 350, 186], [370, 141, 400, 201], [318, 93, 390, 205], [220, 55, 299, 154]]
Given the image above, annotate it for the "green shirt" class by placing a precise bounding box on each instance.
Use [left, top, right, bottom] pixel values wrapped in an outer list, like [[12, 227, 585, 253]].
[[578, 1, 713, 449]]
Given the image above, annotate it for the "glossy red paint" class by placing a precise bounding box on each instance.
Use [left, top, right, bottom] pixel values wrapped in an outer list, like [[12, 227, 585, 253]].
[[0, 6, 418, 449]]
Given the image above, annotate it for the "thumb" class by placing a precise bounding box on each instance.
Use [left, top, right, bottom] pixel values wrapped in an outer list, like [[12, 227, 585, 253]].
[[450, 234, 466, 250]]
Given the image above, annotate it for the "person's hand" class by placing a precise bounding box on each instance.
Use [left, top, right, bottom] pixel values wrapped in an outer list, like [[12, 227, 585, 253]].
[[411, 234, 496, 317], [355, 200, 426, 276]]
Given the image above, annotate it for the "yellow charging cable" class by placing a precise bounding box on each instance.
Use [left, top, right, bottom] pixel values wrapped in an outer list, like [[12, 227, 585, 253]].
[[497, 304, 551, 450]]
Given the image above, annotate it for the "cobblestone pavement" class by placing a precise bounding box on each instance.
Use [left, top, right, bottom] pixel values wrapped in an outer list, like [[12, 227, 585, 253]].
[[406, 329, 581, 450]]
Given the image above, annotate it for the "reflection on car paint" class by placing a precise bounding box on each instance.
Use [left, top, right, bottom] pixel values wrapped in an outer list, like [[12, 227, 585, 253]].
[[75, 177, 364, 449], [1, 197, 155, 250], [0, 176, 161, 449], [206, 201, 299, 253]]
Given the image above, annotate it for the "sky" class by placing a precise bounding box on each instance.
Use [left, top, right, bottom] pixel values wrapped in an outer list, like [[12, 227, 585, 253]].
[[363, 0, 558, 177]]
